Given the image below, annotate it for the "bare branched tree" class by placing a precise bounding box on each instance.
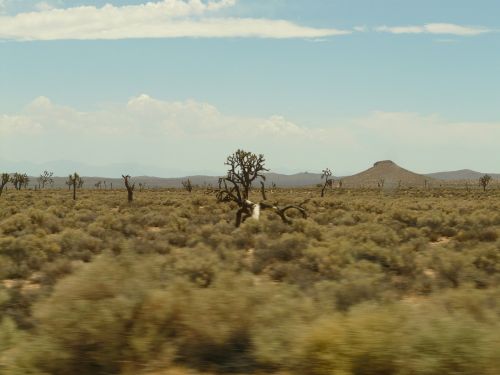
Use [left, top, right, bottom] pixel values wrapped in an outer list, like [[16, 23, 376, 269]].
[[122, 175, 135, 202], [182, 178, 193, 193], [479, 174, 492, 192], [0, 173, 9, 196], [38, 170, 54, 189], [216, 149, 307, 227], [321, 168, 333, 197]]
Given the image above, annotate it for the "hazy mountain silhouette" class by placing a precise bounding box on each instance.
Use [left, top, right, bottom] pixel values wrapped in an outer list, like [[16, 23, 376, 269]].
[[3, 158, 500, 189], [425, 169, 500, 181], [341, 160, 430, 188]]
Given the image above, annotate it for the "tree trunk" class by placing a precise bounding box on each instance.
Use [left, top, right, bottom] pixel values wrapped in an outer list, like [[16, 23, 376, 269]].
[[321, 182, 327, 197]]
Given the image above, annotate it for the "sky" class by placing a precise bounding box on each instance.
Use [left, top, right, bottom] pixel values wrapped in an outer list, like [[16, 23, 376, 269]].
[[0, 0, 499, 177]]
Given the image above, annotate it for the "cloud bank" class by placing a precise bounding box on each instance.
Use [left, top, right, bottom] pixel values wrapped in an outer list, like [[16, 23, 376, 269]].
[[0, 0, 350, 40], [1, 95, 500, 175], [0, 1, 491, 41]]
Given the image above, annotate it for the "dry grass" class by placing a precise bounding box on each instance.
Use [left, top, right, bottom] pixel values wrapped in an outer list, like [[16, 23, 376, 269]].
[[1, 187, 500, 374]]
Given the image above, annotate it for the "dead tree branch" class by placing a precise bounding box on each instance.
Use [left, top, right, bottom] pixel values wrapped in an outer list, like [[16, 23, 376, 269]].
[[122, 175, 135, 202]]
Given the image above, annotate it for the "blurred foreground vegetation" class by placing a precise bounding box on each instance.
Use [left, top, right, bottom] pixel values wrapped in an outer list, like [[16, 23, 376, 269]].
[[0, 187, 499, 374]]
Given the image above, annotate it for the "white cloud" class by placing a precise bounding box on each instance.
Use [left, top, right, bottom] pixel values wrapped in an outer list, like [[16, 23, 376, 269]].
[[3, 96, 500, 174], [376, 23, 491, 36], [0, 0, 350, 40], [4, 94, 330, 141], [5, 96, 500, 148], [0, 95, 361, 173], [0, 114, 42, 134]]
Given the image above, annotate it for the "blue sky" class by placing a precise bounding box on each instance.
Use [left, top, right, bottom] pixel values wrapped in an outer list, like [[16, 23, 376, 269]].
[[1, 0, 499, 177]]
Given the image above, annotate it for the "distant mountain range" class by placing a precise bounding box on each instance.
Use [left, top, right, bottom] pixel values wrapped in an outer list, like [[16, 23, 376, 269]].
[[0, 159, 219, 179], [2, 159, 498, 189], [425, 169, 500, 181]]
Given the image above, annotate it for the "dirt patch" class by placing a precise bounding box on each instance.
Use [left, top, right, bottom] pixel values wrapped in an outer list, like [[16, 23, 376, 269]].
[[2, 279, 41, 293], [402, 294, 428, 306], [140, 367, 216, 375], [146, 226, 162, 233], [423, 268, 436, 279], [430, 237, 452, 246]]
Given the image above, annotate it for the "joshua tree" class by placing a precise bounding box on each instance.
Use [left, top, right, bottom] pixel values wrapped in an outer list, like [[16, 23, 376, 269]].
[[182, 178, 193, 193], [10, 173, 20, 190], [216, 149, 307, 227], [122, 175, 135, 202], [225, 149, 268, 200], [0, 173, 9, 196], [68, 172, 81, 200], [320, 168, 333, 197], [479, 174, 492, 192], [10, 173, 29, 190], [38, 170, 54, 189], [377, 178, 385, 190]]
